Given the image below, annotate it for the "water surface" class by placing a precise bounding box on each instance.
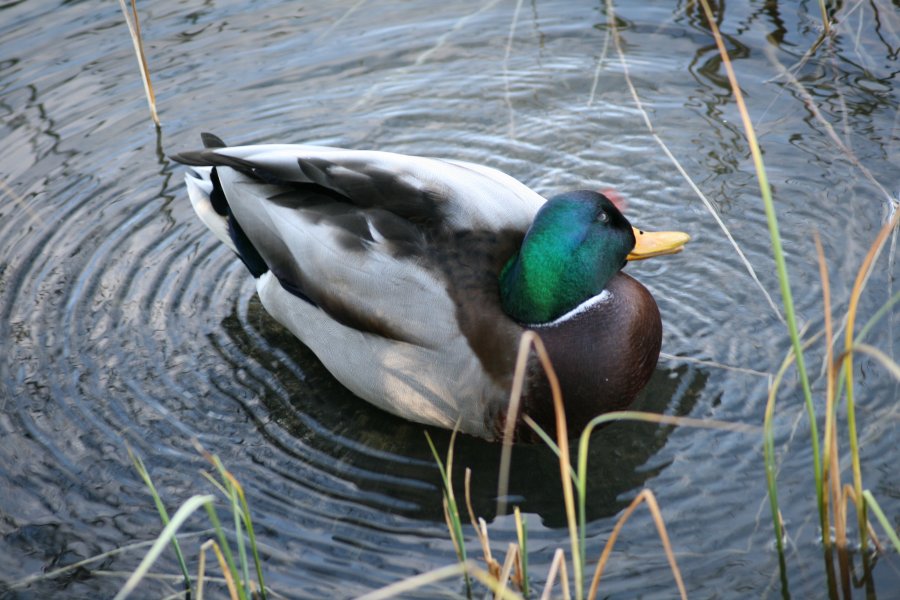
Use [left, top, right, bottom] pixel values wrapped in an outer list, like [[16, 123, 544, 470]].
[[1, 1, 898, 598]]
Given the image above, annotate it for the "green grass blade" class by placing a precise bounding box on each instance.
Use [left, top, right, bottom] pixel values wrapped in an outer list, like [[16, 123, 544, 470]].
[[232, 479, 268, 599], [842, 212, 899, 550], [855, 290, 900, 348], [521, 416, 577, 482], [204, 501, 247, 600], [113, 494, 215, 600], [424, 432, 466, 562], [425, 430, 471, 594], [210, 456, 252, 593], [862, 491, 900, 553], [829, 290, 900, 428], [524, 414, 586, 582], [764, 353, 796, 557], [230, 482, 251, 592], [514, 507, 529, 598], [128, 448, 193, 592]]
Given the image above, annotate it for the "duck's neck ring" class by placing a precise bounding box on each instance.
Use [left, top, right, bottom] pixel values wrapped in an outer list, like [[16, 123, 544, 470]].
[[528, 289, 613, 328]]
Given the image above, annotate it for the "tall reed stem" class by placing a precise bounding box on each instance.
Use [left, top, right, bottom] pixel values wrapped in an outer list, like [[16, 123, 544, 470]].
[[698, 0, 825, 536], [118, 0, 160, 127], [841, 211, 899, 549]]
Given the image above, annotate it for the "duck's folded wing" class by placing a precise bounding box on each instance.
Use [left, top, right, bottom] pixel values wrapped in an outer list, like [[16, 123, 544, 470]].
[[173, 143, 546, 233], [218, 167, 462, 348]]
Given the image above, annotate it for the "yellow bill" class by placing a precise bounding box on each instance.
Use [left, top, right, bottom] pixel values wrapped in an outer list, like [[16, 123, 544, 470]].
[[626, 227, 690, 261]]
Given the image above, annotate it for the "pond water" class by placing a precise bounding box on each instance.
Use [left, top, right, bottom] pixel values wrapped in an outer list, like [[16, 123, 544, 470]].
[[1, 0, 898, 598]]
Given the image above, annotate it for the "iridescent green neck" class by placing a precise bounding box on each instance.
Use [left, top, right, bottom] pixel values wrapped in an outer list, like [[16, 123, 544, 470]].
[[499, 192, 634, 324]]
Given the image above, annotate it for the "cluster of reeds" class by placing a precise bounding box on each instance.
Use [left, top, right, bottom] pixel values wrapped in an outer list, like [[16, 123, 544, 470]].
[[418, 424, 684, 600], [116, 444, 269, 600], [696, 0, 900, 587]]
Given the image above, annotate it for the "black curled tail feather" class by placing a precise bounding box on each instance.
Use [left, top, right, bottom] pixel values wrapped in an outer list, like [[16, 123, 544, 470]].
[[201, 132, 227, 149]]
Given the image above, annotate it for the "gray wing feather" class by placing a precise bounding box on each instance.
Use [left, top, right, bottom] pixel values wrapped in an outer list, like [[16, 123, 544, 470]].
[[212, 145, 546, 232]]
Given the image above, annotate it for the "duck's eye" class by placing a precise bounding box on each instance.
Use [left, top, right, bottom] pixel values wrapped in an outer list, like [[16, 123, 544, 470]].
[[597, 211, 609, 223]]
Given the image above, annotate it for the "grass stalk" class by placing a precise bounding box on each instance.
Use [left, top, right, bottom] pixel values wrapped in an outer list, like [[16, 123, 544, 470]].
[[211, 455, 267, 599], [764, 349, 797, 557], [514, 507, 529, 598], [524, 409, 753, 598], [699, 0, 824, 537], [829, 289, 900, 425], [232, 479, 267, 598], [586, 489, 685, 600], [853, 290, 900, 346], [545, 357, 582, 600], [360, 561, 523, 600], [817, 0, 831, 35], [195, 444, 268, 598], [203, 502, 247, 600], [862, 491, 900, 553], [356, 562, 472, 600], [498, 332, 540, 516], [210, 539, 240, 600], [842, 211, 900, 549], [425, 429, 472, 595], [502, 331, 582, 597], [113, 494, 216, 600], [570, 415, 750, 600], [6, 531, 216, 592], [846, 344, 900, 379], [605, 0, 785, 323], [197, 540, 214, 600], [465, 469, 501, 579], [541, 548, 570, 600], [814, 234, 838, 550], [497, 543, 520, 597], [229, 482, 249, 592], [117, 0, 160, 127], [127, 447, 193, 591], [573, 412, 755, 567], [840, 486, 884, 552]]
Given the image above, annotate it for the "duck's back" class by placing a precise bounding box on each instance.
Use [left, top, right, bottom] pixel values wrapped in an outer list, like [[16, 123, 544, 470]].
[[174, 137, 547, 437]]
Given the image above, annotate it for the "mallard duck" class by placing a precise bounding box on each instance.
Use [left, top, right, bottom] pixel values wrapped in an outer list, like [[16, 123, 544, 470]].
[[173, 134, 688, 441]]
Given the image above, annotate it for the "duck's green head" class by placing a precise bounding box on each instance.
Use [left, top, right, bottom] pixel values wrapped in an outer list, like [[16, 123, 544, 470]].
[[499, 190, 689, 324]]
